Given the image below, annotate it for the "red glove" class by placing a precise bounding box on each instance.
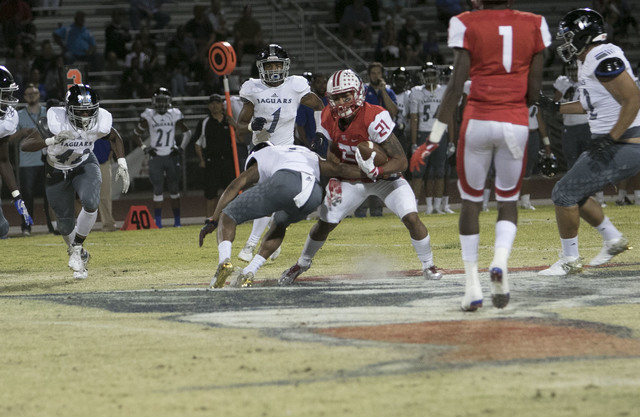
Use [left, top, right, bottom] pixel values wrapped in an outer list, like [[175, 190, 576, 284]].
[[409, 142, 439, 174]]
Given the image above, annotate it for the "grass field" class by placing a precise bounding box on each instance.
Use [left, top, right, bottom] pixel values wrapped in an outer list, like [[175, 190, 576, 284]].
[[1, 204, 639, 416]]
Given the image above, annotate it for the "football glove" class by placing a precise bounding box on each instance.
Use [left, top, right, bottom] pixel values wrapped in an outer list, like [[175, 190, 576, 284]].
[[588, 134, 617, 162], [143, 146, 158, 157], [250, 117, 267, 132], [13, 195, 34, 226], [446, 142, 456, 157], [115, 158, 130, 194], [536, 93, 560, 113], [44, 130, 74, 146], [170, 146, 182, 157], [409, 142, 439, 174], [199, 218, 218, 247], [355, 148, 383, 180], [326, 178, 342, 208]]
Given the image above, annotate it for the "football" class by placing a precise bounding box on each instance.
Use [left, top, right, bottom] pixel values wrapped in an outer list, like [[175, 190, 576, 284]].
[[357, 141, 388, 166]]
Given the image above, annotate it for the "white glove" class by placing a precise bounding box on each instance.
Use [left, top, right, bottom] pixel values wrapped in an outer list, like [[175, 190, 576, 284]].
[[355, 148, 382, 181], [115, 158, 130, 194], [447, 141, 456, 157], [44, 130, 75, 146]]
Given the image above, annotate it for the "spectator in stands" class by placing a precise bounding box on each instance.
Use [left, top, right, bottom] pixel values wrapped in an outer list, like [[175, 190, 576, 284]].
[[340, 0, 373, 46], [43, 54, 65, 100], [36, 0, 60, 16], [398, 15, 422, 66], [52, 11, 99, 70], [105, 8, 132, 62], [165, 25, 198, 97], [120, 56, 150, 99], [0, 0, 33, 51], [194, 94, 238, 217], [124, 38, 149, 71], [435, 0, 466, 31], [184, 5, 216, 60], [375, 17, 401, 66], [26, 68, 47, 100], [6, 44, 31, 97], [422, 30, 444, 65], [232, 5, 264, 65], [129, 0, 171, 31], [31, 40, 56, 83], [380, 0, 407, 18], [207, 0, 231, 41]]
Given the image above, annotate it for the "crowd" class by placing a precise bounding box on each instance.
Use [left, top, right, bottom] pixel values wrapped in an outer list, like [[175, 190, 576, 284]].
[[1, 2, 640, 310]]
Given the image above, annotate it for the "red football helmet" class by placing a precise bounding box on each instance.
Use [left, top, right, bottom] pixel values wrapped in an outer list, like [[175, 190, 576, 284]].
[[326, 69, 365, 119]]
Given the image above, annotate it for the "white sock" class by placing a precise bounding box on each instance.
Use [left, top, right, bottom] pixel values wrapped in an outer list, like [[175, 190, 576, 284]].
[[495, 220, 517, 254], [460, 234, 480, 263], [247, 216, 270, 246], [243, 255, 266, 275], [594, 216, 623, 241], [520, 194, 530, 206], [411, 235, 434, 268], [434, 197, 442, 211], [561, 237, 579, 259], [298, 237, 325, 267], [218, 240, 232, 263], [426, 197, 433, 209], [595, 191, 605, 202], [635, 190, 640, 204], [617, 189, 627, 199], [63, 229, 76, 247], [443, 196, 450, 208], [76, 209, 97, 238]]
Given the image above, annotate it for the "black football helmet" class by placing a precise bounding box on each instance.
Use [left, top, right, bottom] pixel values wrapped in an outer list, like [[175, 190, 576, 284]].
[[65, 84, 99, 131], [422, 62, 439, 88], [0, 65, 19, 118], [302, 71, 313, 84], [256, 44, 290, 86], [557, 8, 607, 63], [439, 65, 454, 85], [152, 87, 172, 114], [538, 150, 559, 178], [390, 67, 408, 93]]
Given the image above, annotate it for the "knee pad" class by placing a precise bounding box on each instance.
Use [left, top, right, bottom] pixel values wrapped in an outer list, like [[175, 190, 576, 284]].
[[551, 182, 578, 207]]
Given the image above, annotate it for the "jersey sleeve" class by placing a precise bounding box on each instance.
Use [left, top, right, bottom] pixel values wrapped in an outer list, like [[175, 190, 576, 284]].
[[46, 107, 67, 135], [447, 15, 466, 49], [290, 75, 312, 96], [95, 108, 112, 137], [367, 107, 395, 144], [239, 79, 260, 105], [0, 112, 18, 137], [172, 108, 184, 122]]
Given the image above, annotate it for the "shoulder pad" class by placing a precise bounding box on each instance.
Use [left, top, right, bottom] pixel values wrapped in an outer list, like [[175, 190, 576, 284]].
[[96, 108, 112, 136], [289, 75, 311, 94], [46, 107, 67, 135], [595, 57, 625, 78], [239, 78, 263, 100]]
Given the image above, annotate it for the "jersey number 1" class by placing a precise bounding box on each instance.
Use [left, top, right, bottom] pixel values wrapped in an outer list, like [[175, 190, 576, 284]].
[[499, 26, 513, 73]]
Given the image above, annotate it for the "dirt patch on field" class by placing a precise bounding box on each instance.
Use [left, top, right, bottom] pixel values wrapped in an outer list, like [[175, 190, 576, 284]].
[[316, 319, 640, 363]]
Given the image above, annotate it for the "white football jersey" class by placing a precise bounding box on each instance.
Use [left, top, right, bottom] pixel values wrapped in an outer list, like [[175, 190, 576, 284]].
[[240, 75, 311, 146], [46, 106, 112, 170], [553, 75, 588, 126], [0, 110, 18, 138], [409, 84, 447, 132], [246, 145, 320, 182], [578, 43, 640, 135], [140, 107, 184, 156]]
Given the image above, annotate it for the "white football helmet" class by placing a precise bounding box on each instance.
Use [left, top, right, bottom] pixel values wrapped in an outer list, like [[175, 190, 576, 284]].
[[326, 69, 365, 119]]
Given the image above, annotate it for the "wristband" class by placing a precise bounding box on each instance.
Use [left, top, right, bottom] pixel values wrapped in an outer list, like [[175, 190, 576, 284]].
[[117, 158, 127, 168], [429, 120, 447, 144], [542, 136, 550, 146], [44, 137, 55, 146], [247, 123, 253, 132], [141, 144, 147, 150], [11, 190, 21, 199]]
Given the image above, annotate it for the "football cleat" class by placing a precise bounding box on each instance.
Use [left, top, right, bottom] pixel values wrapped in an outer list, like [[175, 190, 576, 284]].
[[461, 277, 483, 312], [68, 244, 84, 272], [520, 202, 536, 210], [210, 259, 234, 288], [443, 205, 455, 214], [278, 262, 311, 286], [235, 272, 255, 288], [73, 268, 88, 279], [269, 245, 282, 261], [588, 236, 630, 266], [434, 207, 446, 215], [538, 255, 583, 276], [238, 243, 255, 262], [423, 265, 442, 280], [489, 267, 510, 309]]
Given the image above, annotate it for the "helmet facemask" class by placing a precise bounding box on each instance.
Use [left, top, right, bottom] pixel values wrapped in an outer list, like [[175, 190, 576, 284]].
[[66, 85, 99, 131], [257, 59, 290, 86], [153, 95, 171, 114], [0, 86, 18, 118], [556, 8, 607, 63]]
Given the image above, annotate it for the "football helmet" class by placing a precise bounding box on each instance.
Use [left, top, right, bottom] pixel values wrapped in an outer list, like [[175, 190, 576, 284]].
[[326, 69, 365, 119], [422, 62, 439, 88], [557, 8, 607, 63], [302, 71, 313, 84], [390, 67, 408, 93], [152, 87, 172, 114], [0, 65, 19, 118], [538, 150, 558, 178], [256, 44, 290, 86], [439, 65, 454, 85], [65, 84, 99, 131]]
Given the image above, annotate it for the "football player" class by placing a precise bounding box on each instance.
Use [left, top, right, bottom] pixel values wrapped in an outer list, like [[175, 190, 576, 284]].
[[21, 84, 130, 279], [279, 69, 442, 286], [234, 44, 325, 263], [412, 0, 551, 310], [132, 87, 192, 228], [0, 65, 33, 238], [199, 142, 364, 288], [537, 8, 640, 276], [409, 61, 451, 215]]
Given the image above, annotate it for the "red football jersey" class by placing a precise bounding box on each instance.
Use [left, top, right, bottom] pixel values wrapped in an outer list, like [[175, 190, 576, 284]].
[[449, 9, 551, 125], [319, 102, 395, 165]]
